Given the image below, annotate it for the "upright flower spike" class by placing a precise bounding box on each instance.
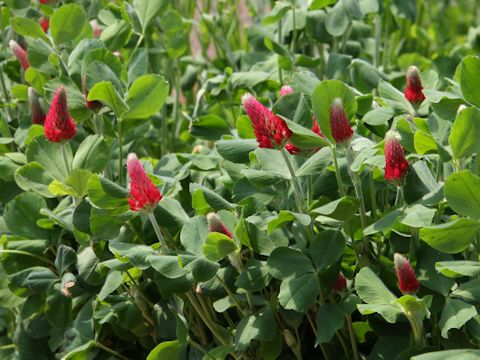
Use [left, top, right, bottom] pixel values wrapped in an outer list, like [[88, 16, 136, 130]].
[[28, 87, 45, 125], [279, 85, 293, 97], [330, 98, 353, 145], [127, 153, 163, 212], [404, 66, 425, 105], [9, 40, 29, 70], [394, 253, 420, 294], [207, 212, 232, 238], [384, 130, 409, 183], [44, 86, 77, 142], [242, 93, 291, 149]]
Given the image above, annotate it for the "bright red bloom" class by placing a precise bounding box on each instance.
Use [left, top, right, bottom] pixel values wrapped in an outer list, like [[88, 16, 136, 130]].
[[44, 86, 77, 142], [333, 272, 347, 294], [242, 93, 291, 149], [28, 87, 45, 125], [207, 212, 232, 238], [394, 253, 420, 294], [40, 18, 50, 32], [404, 66, 425, 105], [384, 130, 408, 182], [9, 40, 29, 70], [330, 98, 353, 145], [280, 85, 293, 97], [127, 153, 163, 212], [82, 76, 102, 111]]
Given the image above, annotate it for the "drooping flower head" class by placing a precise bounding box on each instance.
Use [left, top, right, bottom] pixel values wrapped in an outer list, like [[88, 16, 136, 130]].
[[384, 130, 409, 183], [40, 17, 50, 32], [207, 212, 232, 238], [330, 98, 353, 145], [332, 272, 347, 294], [404, 66, 425, 105], [44, 86, 77, 142], [82, 76, 102, 111], [127, 153, 163, 212], [279, 85, 293, 97], [394, 253, 420, 294], [242, 93, 291, 149], [28, 87, 45, 125], [9, 40, 29, 70]]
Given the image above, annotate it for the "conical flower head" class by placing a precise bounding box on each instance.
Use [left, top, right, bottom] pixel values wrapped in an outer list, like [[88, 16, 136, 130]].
[[127, 153, 163, 212], [394, 253, 420, 294], [44, 86, 77, 142], [242, 93, 291, 149], [28, 87, 45, 125], [9, 40, 29, 70], [333, 272, 347, 294], [384, 130, 408, 183], [330, 98, 353, 145], [404, 66, 425, 105], [207, 212, 232, 238], [279, 85, 293, 97]]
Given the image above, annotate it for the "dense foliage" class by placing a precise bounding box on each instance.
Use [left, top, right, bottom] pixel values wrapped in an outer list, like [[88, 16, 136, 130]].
[[1, 0, 480, 359]]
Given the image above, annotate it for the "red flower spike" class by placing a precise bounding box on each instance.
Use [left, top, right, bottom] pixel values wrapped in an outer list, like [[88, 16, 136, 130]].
[[9, 40, 29, 70], [127, 153, 163, 213], [330, 98, 353, 145], [207, 212, 232, 238], [384, 130, 409, 183], [394, 253, 420, 294], [40, 18, 50, 32], [242, 93, 291, 149], [404, 66, 425, 105], [280, 85, 293, 97], [28, 87, 45, 125], [333, 272, 347, 294], [44, 86, 77, 142]]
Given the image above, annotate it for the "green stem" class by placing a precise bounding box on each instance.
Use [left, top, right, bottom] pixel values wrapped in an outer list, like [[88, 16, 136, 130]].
[[147, 212, 168, 248], [346, 315, 360, 360], [332, 146, 346, 196], [188, 338, 216, 360], [369, 171, 377, 219], [117, 118, 123, 184], [60, 142, 71, 176], [278, 21, 284, 84], [290, 1, 297, 52], [394, 186, 404, 207], [214, 274, 246, 316], [280, 148, 305, 213], [374, 14, 382, 68], [336, 330, 350, 359], [0, 344, 15, 350], [406, 312, 424, 348], [94, 341, 130, 360]]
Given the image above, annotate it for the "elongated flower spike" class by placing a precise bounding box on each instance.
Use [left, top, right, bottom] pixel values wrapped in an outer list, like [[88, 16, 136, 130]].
[[404, 66, 425, 105], [9, 40, 29, 70], [127, 153, 163, 212], [333, 272, 347, 294], [242, 93, 291, 149], [394, 253, 420, 294], [384, 130, 409, 183], [207, 212, 232, 238], [40, 18, 49, 32], [280, 85, 293, 97], [330, 98, 353, 145], [28, 87, 45, 125], [44, 86, 77, 142]]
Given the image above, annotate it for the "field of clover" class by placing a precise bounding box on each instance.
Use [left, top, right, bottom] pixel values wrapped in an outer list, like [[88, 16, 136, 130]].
[[2, 0, 480, 359]]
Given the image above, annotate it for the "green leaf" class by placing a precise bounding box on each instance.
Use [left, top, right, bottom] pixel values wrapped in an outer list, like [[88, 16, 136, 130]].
[[123, 74, 169, 120], [148, 255, 190, 279], [312, 80, 357, 142], [267, 247, 315, 280], [86, 174, 129, 212], [262, 2, 291, 25], [412, 350, 480, 360], [420, 218, 480, 254], [15, 162, 56, 198], [134, 0, 167, 34], [315, 304, 345, 344], [216, 139, 258, 163], [325, 3, 350, 37], [362, 106, 394, 126], [98, 270, 124, 301], [183, 257, 219, 282], [109, 243, 155, 270], [180, 216, 208, 257], [72, 135, 111, 173], [378, 80, 413, 113], [356, 303, 402, 323], [49, 169, 92, 198], [283, 118, 330, 149], [54, 245, 76, 275], [310, 230, 345, 271], [449, 107, 480, 159], [87, 81, 128, 117], [460, 56, 480, 108], [45, 290, 72, 330], [311, 196, 360, 221], [355, 267, 397, 304], [444, 170, 480, 219], [296, 147, 332, 176], [267, 210, 311, 234], [450, 278, 480, 304], [439, 298, 477, 338], [203, 232, 237, 262], [26, 137, 71, 181], [235, 308, 276, 350], [190, 114, 231, 140], [278, 272, 320, 313], [50, 4, 88, 44], [146, 340, 182, 360], [435, 261, 480, 278], [4, 192, 50, 239], [235, 259, 271, 292], [10, 17, 49, 41], [400, 204, 436, 228]]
